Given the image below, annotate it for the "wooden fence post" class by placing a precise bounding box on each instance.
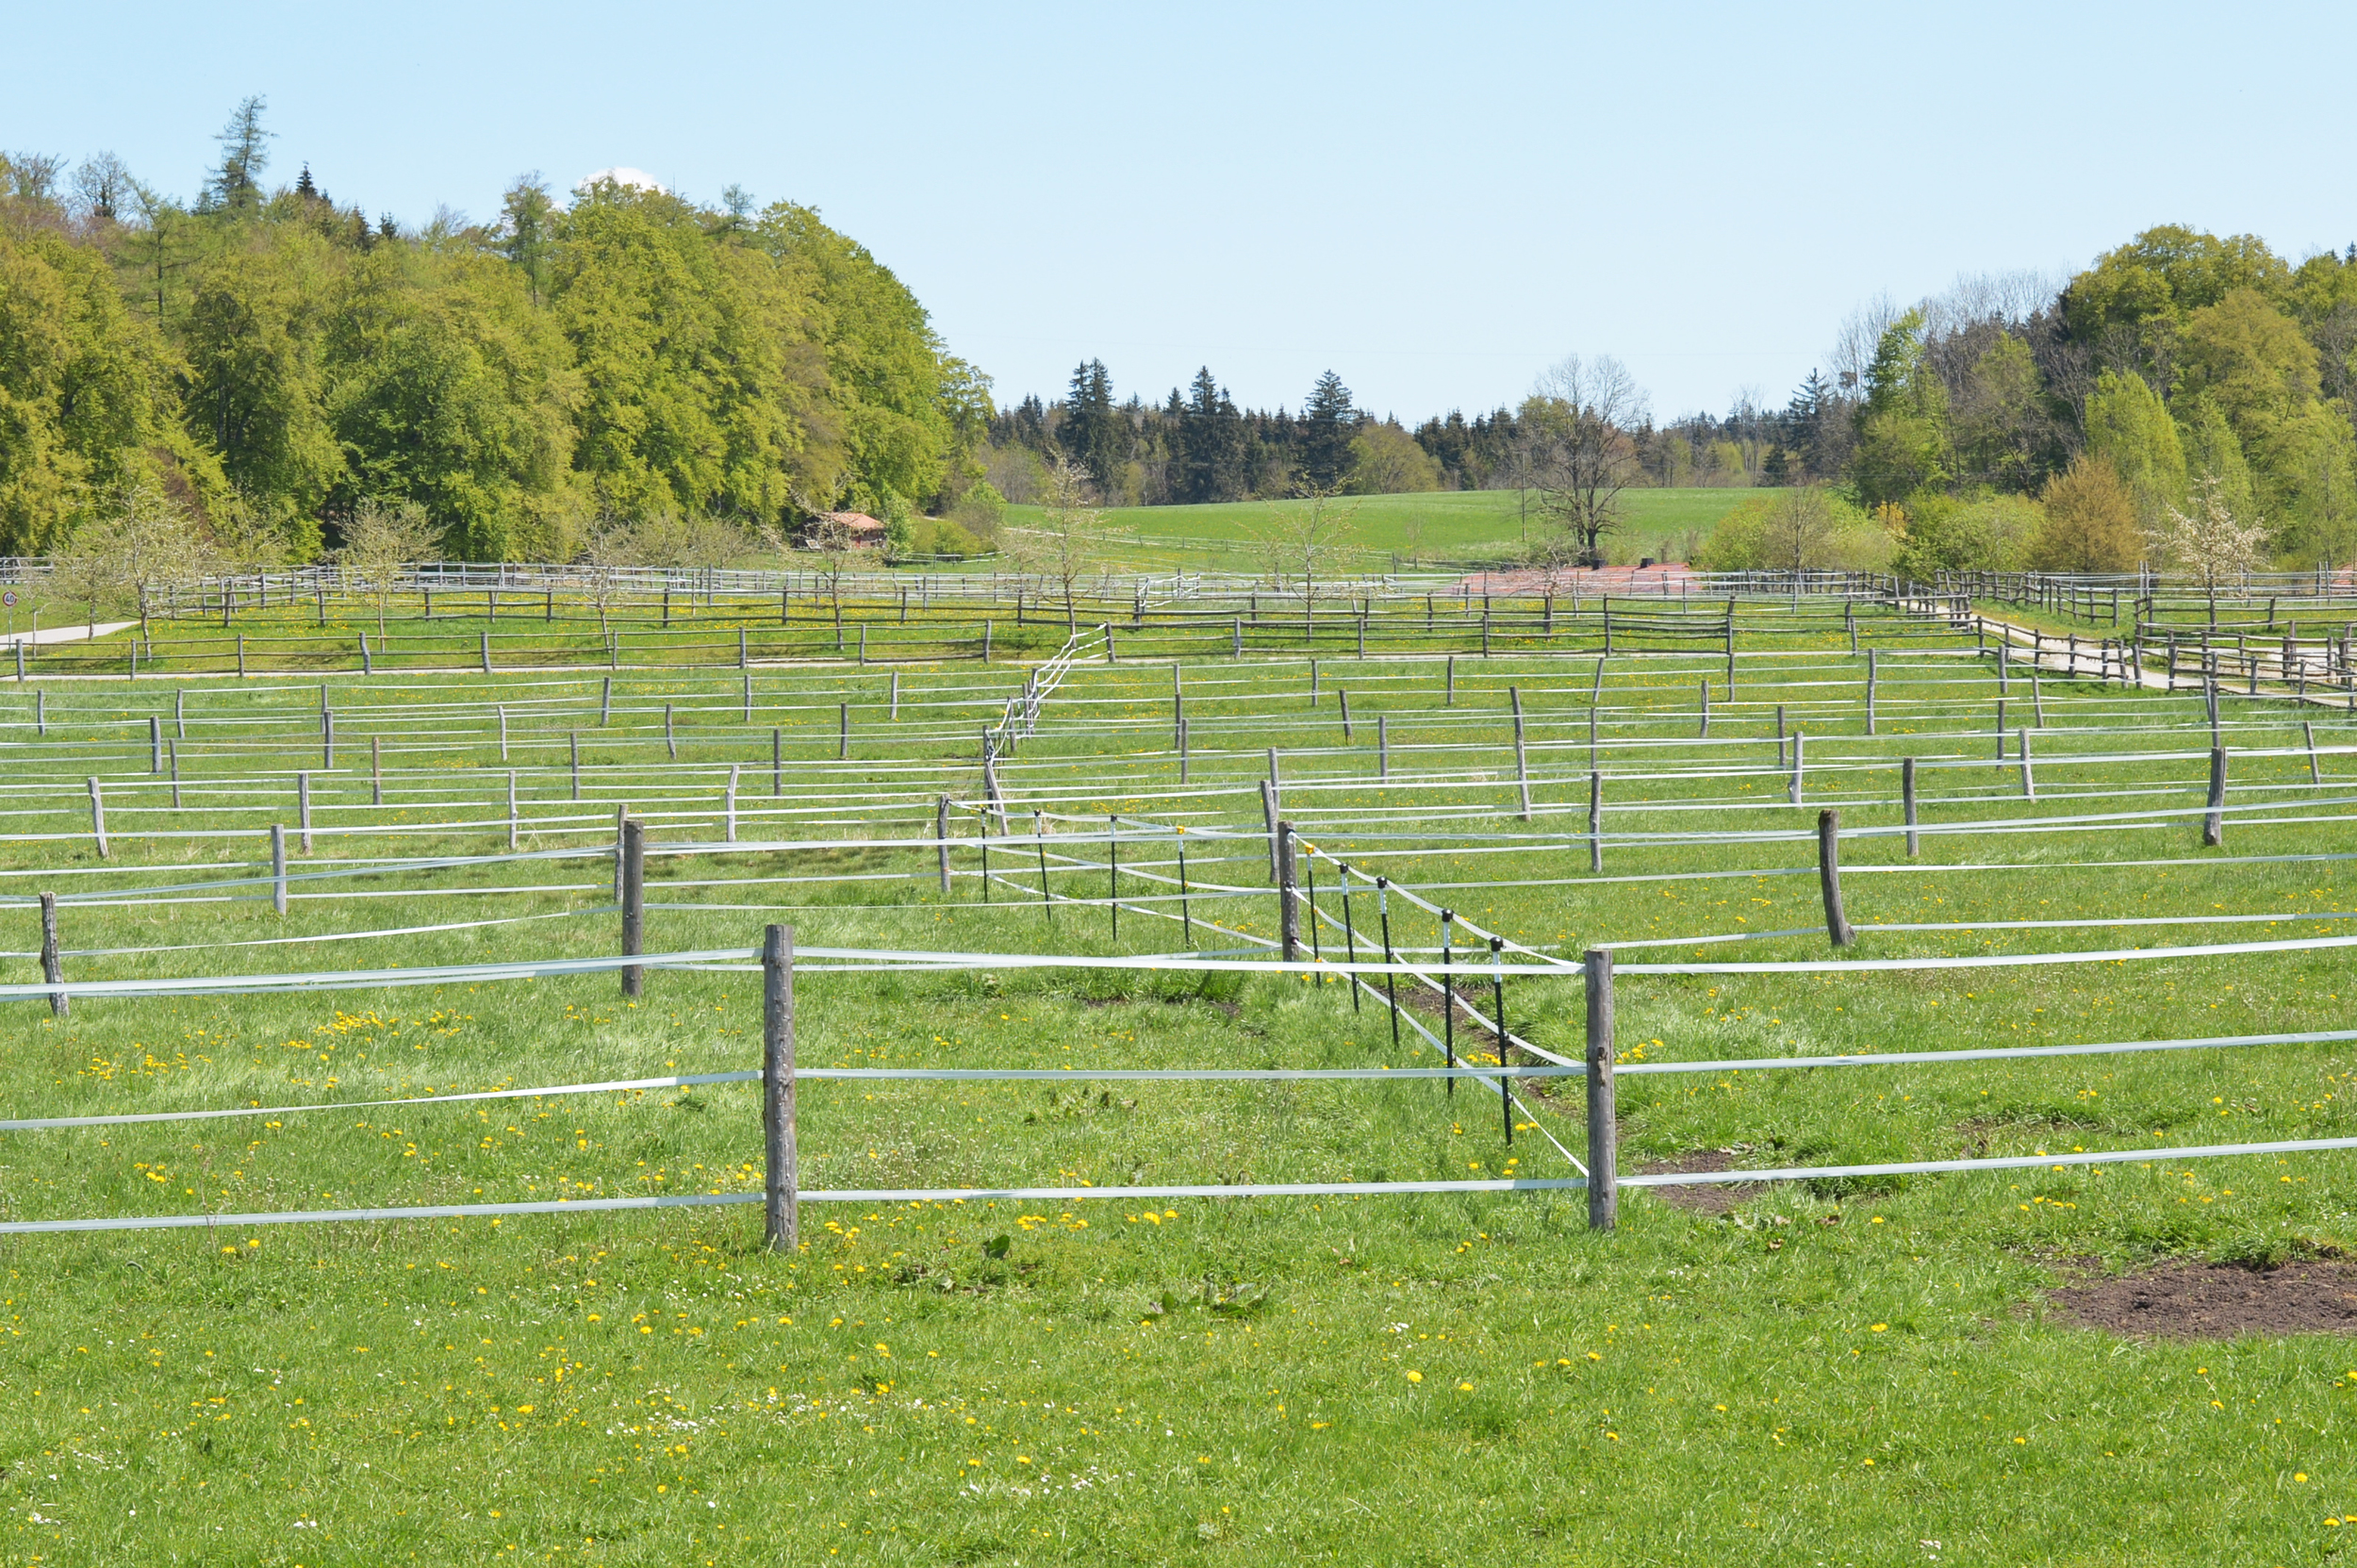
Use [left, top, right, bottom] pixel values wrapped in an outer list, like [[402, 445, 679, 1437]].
[[1513, 711, 1532, 822], [1818, 809, 1854, 947], [88, 778, 107, 859], [1903, 757, 1920, 858], [725, 765, 739, 844], [271, 824, 287, 915], [1584, 949, 1616, 1232], [298, 771, 312, 852], [2019, 729, 2035, 799], [1277, 821, 1300, 962], [764, 923, 798, 1252], [936, 794, 953, 894], [508, 770, 521, 850], [39, 892, 65, 1017], [2202, 748, 2227, 847], [621, 817, 645, 997], [1588, 770, 1604, 872]]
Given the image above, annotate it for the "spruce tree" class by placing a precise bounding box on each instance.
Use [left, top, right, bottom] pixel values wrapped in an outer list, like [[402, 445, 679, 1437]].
[[1300, 370, 1357, 491]]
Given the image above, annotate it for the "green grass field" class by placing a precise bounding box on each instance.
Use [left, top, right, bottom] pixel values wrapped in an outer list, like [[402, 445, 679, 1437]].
[[1000, 487, 1761, 570], [0, 606, 2353, 1563]]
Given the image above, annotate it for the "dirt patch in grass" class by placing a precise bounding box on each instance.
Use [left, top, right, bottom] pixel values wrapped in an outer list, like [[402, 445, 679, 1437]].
[[2049, 1260, 2357, 1339], [1637, 1148, 1764, 1215]]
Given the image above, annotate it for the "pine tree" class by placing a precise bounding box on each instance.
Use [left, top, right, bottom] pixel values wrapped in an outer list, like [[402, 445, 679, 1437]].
[[294, 164, 318, 201], [1059, 360, 1119, 493], [1300, 370, 1356, 490]]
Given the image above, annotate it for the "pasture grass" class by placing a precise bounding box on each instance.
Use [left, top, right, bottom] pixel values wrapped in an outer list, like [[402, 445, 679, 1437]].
[[0, 621, 2354, 1562], [1000, 487, 1761, 569]]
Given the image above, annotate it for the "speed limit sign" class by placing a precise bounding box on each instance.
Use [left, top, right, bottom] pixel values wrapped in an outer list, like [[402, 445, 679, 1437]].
[[2, 591, 15, 608]]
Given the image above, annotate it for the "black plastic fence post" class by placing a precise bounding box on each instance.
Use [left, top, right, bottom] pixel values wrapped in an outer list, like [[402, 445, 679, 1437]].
[[1339, 864, 1361, 1014]]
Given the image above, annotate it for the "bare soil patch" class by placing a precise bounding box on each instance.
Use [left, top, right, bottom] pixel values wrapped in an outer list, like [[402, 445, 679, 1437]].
[[1638, 1148, 1764, 1215], [2048, 1260, 2357, 1339]]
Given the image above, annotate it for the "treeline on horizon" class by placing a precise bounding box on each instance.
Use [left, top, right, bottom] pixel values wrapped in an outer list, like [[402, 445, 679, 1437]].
[[992, 228, 2357, 577], [0, 99, 1000, 565]]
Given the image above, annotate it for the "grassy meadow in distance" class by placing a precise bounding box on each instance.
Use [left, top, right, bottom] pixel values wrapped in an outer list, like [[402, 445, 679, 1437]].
[[0, 601, 2350, 1563], [1000, 487, 1760, 569]]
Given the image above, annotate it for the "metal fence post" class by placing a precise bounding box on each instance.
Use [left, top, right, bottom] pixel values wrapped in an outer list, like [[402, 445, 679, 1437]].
[[1584, 948, 1616, 1232], [764, 923, 798, 1252]]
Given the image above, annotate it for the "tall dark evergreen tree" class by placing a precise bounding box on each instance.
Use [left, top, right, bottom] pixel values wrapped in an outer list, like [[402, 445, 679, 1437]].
[[1060, 359, 1119, 488], [1299, 369, 1357, 490], [1176, 366, 1245, 503]]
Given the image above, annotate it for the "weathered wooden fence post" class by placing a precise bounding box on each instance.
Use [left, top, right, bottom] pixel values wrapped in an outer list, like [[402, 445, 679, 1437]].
[[621, 817, 645, 997], [1585, 948, 1616, 1232], [1818, 808, 1854, 947], [763, 923, 798, 1253]]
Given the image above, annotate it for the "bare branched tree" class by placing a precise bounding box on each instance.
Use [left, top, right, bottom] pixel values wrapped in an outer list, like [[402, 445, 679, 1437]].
[[1007, 455, 1119, 635], [335, 497, 442, 637], [1245, 487, 1361, 632], [1762, 485, 1842, 572], [574, 508, 641, 636], [1526, 355, 1648, 565], [799, 514, 865, 647], [49, 483, 211, 636]]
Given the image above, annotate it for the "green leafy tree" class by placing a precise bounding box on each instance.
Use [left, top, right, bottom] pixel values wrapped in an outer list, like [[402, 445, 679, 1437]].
[[180, 229, 343, 556], [754, 201, 967, 513], [1851, 309, 1950, 508], [2175, 399, 2261, 548], [1893, 493, 2041, 577], [496, 175, 558, 307], [2029, 455, 2141, 571], [321, 243, 577, 560], [553, 181, 825, 527], [0, 228, 212, 553], [2083, 370, 2186, 536], [1344, 421, 1440, 494]]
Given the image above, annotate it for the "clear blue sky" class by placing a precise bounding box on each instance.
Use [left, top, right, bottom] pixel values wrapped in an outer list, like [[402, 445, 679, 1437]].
[[8, 1, 2353, 425]]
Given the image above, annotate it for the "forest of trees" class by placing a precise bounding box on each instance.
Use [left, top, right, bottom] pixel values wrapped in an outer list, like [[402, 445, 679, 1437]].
[[989, 228, 2357, 576], [7, 102, 2354, 580], [0, 99, 996, 563]]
